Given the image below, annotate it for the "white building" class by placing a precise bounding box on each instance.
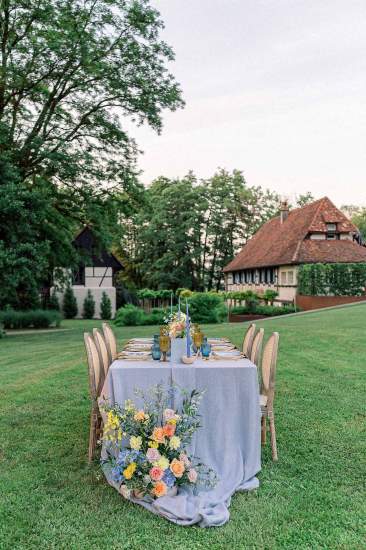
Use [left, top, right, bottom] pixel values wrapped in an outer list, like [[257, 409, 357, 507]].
[[53, 227, 123, 318]]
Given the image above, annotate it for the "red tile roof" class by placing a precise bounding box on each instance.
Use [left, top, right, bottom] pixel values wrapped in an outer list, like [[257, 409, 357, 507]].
[[223, 197, 365, 271]]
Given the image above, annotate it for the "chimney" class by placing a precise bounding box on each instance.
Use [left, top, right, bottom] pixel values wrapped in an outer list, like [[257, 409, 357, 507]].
[[280, 200, 289, 223]]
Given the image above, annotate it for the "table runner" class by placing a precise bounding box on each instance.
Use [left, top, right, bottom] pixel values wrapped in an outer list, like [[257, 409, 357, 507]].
[[100, 357, 261, 527]]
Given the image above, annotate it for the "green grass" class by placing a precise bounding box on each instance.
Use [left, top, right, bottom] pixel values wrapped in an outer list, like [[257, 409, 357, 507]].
[[1, 306, 366, 549]]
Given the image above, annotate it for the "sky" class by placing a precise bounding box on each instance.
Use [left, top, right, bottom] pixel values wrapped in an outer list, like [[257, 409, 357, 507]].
[[129, 0, 366, 207]]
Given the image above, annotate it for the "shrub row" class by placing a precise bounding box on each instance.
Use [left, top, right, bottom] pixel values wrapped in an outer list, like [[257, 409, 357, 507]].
[[114, 306, 167, 327], [230, 304, 297, 316], [0, 309, 62, 329], [298, 263, 366, 296]]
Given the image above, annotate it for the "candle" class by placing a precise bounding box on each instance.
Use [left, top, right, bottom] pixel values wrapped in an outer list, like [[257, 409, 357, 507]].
[[170, 292, 173, 315], [178, 296, 181, 320], [186, 299, 190, 357]]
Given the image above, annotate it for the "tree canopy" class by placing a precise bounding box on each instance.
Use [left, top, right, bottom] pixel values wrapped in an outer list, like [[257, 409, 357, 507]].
[[0, 0, 183, 308]]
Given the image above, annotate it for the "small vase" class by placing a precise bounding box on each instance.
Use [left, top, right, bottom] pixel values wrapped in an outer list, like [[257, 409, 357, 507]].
[[170, 337, 187, 364]]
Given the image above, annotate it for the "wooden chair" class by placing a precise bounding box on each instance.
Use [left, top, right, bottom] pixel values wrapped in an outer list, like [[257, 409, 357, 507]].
[[242, 323, 256, 358], [84, 332, 103, 463], [93, 328, 110, 379], [102, 322, 118, 363], [250, 327, 264, 366], [260, 332, 280, 461]]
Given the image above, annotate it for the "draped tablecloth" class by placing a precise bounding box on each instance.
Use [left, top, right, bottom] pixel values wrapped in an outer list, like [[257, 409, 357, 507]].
[[100, 356, 261, 527]]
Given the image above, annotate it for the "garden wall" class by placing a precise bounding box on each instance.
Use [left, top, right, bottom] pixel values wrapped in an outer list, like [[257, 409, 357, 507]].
[[296, 295, 366, 311]]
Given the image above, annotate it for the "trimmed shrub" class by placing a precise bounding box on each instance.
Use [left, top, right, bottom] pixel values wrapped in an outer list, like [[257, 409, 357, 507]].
[[47, 290, 60, 311], [0, 309, 62, 329], [262, 289, 278, 305], [63, 285, 78, 319], [142, 308, 167, 325], [187, 292, 224, 324], [230, 304, 297, 316], [114, 305, 145, 326], [82, 290, 95, 319], [298, 263, 366, 296], [100, 291, 112, 320]]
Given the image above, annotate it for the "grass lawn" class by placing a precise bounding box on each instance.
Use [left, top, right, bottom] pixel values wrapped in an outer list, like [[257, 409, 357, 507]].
[[1, 305, 365, 549]]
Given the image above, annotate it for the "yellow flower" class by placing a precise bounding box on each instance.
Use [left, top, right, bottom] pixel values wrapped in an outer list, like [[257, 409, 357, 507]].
[[169, 436, 181, 450], [130, 436, 142, 451], [155, 456, 169, 470], [123, 462, 136, 480], [148, 440, 159, 449], [107, 411, 120, 429], [167, 418, 177, 425]]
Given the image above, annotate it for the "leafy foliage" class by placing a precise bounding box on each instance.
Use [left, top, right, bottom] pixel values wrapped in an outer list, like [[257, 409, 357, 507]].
[[47, 290, 60, 311], [62, 285, 78, 319], [230, 304, 296, 316], [82, 290, 95, 319], [114, 304, 145, 326], [120, 170, 279, 292], [0, 0, 182, 307], [0, 309, 61, 329], [298, 263, 366, 296], [100, 291, 112, 320], [187, 293, 225, 324]]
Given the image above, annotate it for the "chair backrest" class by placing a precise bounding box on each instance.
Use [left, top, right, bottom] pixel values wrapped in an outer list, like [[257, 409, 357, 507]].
[[93, 328, 110, 378], [261, 332, 279, 408], [102, 322, 117, 362], [84, 332, 103, 399], [250, 327, 264, 365], [242, 323, 256, 357]]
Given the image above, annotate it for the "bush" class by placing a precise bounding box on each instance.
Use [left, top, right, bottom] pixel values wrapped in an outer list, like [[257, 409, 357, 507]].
[[298, 263, 366, 296], [187, 292, 224, 324], [100, 291, 112, 320], [82, 290, 95, 319], [262, 289, 278, 305], [63, 285, 78, 319], [230, 304, 297, 316], [142, 308, 167, 325], [47, 290, 60, 311], [0, 309, 62, 329], [114, 304, 145, 326], [245, 290, 259, 313]]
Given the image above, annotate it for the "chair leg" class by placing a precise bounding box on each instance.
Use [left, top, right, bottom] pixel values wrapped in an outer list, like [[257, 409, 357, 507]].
[[261, 416, 267, 445], [88, 412, 98, 463], [269, 416, 278, 461]]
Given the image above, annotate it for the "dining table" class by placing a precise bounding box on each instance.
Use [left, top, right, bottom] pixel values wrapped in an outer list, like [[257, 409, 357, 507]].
[[99, 345, 261, 527]]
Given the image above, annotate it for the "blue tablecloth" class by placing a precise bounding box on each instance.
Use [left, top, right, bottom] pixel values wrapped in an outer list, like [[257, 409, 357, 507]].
[[100, 357, 261, 527]]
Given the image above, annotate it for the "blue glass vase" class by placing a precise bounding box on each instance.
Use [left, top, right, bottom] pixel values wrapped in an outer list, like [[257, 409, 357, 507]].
[[201, 337, 211, 359], [151, 334, 161, 361]]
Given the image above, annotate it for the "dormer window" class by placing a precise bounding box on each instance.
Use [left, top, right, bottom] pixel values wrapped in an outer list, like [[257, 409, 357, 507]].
[[326, 223, 336, 232]]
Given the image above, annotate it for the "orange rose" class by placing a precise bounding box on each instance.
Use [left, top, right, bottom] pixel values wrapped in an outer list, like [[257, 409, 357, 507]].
[[163, 424, 176, 437], [134, 410, 147, 422], [152, 480, 167, 498], [152, 427, 165, 444], [170, 458, 185, 478]]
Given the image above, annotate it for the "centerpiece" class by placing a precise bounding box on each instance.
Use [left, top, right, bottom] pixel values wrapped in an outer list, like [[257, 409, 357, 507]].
[[101, 385, 218, 501], [163, 298, 193, 363]]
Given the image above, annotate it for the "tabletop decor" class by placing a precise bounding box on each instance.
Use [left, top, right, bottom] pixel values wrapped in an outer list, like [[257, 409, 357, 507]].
[[101, 385, 218, 501]]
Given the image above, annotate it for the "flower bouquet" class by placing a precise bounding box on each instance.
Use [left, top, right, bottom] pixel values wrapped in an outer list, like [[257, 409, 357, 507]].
[[101, 385, 217, 500]]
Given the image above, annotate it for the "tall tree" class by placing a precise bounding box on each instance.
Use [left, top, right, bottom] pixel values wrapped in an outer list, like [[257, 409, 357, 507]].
[[0, 0, 183, 307], [128, 170, 279, 291], [341, 204, 366, 241]]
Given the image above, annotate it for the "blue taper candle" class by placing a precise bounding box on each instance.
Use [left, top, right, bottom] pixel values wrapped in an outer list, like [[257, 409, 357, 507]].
[[186, 299, 190, 357]]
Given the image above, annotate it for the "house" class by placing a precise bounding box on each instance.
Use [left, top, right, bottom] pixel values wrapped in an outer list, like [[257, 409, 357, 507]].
[[223, 197, 366, 303], [54, 227, 123, 318]]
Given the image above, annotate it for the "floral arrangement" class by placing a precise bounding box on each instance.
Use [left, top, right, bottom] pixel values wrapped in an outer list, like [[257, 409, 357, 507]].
[[163, 311, 187, 339], [101, 385, 217, 500]]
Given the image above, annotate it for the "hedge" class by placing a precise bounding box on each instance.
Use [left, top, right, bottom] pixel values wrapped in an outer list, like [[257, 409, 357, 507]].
[[0, 309, 62, 329], [298, 263, 366, 296]]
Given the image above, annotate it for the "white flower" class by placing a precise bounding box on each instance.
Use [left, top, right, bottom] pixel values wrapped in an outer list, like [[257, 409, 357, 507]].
[[169, 436, 181, 450]]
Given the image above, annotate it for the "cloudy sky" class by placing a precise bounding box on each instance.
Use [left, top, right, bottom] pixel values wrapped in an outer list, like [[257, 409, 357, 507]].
[[130, 0, 366, 207]]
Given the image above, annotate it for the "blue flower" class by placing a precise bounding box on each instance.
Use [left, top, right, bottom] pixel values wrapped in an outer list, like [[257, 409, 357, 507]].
[[111, 465, 124, 483], [162, 468, 175, 488], [116, 449, 129, 466]]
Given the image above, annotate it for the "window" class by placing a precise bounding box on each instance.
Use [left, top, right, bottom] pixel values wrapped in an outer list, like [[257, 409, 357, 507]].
[[247, 270, 252, 283], [287, 270, 294, 284], [72, 266, 85, 285], [281, 271, 287, 285], [326, 223, 336, 232]]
